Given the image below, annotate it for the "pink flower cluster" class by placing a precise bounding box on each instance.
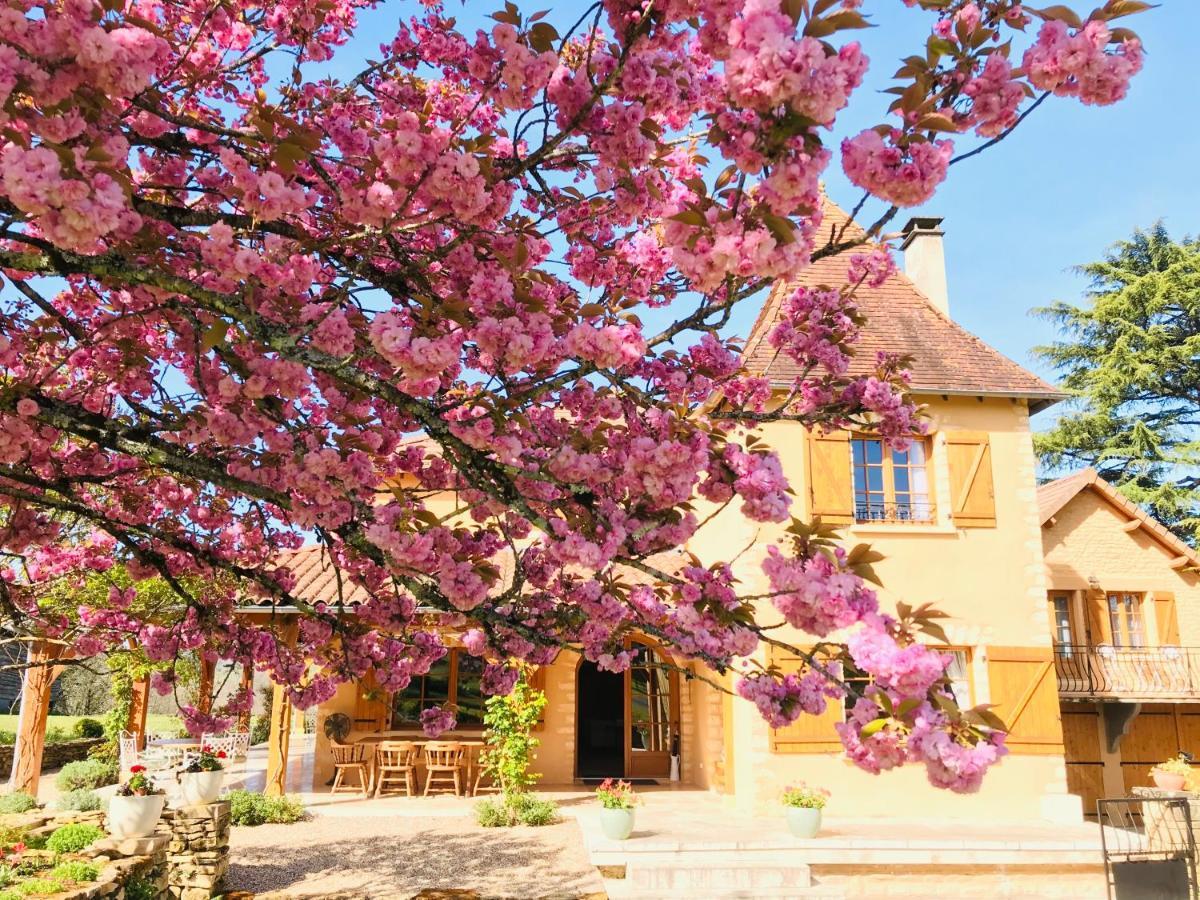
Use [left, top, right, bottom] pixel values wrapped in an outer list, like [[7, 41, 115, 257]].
[[766, 286, 857, 376], [737, 668, 837, 729], [1023, 20, 1143, 107], [420, 706, 458, 739], [762, 545, 878, 636], [963, 53, 1025, 137], [841, 130, 953, 208]]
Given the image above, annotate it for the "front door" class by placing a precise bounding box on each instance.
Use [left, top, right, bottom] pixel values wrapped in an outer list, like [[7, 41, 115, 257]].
[[625, 640, 680, 779], [576, 659, 625, 778]]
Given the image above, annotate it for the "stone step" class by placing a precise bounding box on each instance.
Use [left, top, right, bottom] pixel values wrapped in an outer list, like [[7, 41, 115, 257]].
[[624, 850, 813, 896], [606, 875, 843, 900]]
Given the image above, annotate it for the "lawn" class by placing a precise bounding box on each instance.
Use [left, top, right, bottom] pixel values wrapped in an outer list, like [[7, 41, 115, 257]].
[[0, 714, 181, 740]]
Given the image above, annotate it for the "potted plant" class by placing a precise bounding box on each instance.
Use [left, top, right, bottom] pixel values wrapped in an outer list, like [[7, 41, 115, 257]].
[[107, 767, 166, 839], [595, 778, 637, 840], [179, 750, 227, 807], [782, 783, 829, 838], [1151, 754, 1193, 792]]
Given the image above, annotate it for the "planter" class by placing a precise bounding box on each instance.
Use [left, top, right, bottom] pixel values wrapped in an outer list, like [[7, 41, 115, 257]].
[[107, 793, 166, 839], [599, 807, 635, 840], [179, 770, 224, 807], [785, 806, 822, 838], [1152, 770, 1188, 792]]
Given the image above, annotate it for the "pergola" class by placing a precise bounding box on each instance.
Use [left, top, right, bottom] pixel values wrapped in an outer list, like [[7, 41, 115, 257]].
[[6, 624, 294, 798]]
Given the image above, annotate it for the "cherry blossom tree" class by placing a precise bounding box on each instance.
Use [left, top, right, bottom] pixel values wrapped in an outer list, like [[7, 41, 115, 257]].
[[0, 0, 1146, 791]]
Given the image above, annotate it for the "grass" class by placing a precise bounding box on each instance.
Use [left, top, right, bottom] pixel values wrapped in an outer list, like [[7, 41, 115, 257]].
[[0, 715, 181, 735]]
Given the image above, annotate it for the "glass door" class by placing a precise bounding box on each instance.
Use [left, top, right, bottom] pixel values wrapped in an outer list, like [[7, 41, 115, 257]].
[[625, 639, 680, 779]]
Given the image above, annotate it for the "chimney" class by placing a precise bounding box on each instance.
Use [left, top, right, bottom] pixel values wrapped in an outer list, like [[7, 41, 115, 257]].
[[900, 217, 949, 317]]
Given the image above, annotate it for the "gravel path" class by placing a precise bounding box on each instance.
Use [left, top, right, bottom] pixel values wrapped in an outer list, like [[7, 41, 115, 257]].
[[228, 815, 606, 899]]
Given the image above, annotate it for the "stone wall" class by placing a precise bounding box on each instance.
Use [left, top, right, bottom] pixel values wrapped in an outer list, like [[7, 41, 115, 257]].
[[164, 800, 231, 899], [0, 737, 104, 774]]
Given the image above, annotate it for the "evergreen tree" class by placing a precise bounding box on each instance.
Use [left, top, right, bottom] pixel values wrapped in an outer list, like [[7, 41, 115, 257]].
[[1035, 224, 1200, 543]]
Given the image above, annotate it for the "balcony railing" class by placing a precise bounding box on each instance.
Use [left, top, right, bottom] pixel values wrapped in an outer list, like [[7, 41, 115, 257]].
[[1054, 645, 1200, 700]]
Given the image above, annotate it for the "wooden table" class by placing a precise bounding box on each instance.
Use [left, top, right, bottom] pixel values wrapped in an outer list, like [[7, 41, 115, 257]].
[[349, 733, 488, 795]]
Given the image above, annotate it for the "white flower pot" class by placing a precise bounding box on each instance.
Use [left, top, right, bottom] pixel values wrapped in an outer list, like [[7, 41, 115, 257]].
[[179, 770, 224, 807], [599, 807, 635, 840], [785, 806, 822, 838], [107, 794, 165, 839]]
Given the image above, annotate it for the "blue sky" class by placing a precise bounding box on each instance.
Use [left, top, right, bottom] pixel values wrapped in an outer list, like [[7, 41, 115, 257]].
[[336, 2, 1190, 430]]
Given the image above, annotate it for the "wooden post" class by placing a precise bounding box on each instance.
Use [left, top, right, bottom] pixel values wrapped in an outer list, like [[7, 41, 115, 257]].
[[126, 677, 151, 750], [9, 641, 61, 797], [264, 620, 298, 796], [197, 655, 216, 716], [237, 665, 254, 732]]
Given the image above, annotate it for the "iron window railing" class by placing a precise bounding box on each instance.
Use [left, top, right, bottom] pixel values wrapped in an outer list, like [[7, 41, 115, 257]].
[[1055, 645, 1200, 699], [853, 500, 936, 524]]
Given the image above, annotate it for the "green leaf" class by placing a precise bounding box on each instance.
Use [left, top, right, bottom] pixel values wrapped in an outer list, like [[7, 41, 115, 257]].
[[859, 717, 889, 738]]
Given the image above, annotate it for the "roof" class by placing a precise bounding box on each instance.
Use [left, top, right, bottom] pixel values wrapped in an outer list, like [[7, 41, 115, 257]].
[[1038, 468, 1199, 568], [743, 196, 1066, 412]]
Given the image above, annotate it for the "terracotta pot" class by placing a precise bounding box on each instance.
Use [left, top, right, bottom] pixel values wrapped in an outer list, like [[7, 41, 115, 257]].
[[1152, 770, 1188, 791], [599, 807, 635, 840], [107, 793, 165, 839], [179, 769, 224, 806], [786, 807, 822, 838]]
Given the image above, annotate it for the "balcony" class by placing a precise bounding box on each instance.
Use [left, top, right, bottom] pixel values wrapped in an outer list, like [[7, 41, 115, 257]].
[[1054, 645, 1200, 701]]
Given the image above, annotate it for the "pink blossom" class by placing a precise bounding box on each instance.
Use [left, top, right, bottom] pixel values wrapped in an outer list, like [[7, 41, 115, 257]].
[[841, 130, 953, 207], [1023, 20, 1143, 107]]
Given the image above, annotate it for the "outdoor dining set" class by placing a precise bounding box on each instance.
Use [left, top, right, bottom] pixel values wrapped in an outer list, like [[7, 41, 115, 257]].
[[329, 737, 495, 798], [118, 729, 252, 789]]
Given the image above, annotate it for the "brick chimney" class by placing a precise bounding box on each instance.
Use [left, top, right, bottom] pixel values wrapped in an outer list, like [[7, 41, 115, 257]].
[[900, 217, 949, 317]]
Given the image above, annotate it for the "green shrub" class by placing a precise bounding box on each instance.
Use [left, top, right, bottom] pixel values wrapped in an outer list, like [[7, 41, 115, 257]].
[[474, 792, 558, 827], [13, 878, 62, 896], [42, 727, 67, 745], [0, 793, 37, 815], [227, 790, 303, 826], [54, 759, 116, 792], [48, 861, 98, 884], [72, 719, 104, 740], [0, 732, 15, 747], [55, 790, 102, 813], [123, 876, 157, 900], [44, 823, 103, 854], [249, 714, 270, 746]]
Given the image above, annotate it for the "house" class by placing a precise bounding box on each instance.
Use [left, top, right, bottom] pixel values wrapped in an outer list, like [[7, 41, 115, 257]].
[[1038, 468, 1200, 816], [256, 198, 1081, 822]]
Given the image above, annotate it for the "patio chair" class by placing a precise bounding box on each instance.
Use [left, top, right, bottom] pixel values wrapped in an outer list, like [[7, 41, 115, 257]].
[[472, 745, 500, 796], [374, 741, 419, 798], [423, 742, 465, 797], [118, 731, 139, 773], [200, 732, 237, 758], [330, 740, 371, 796], [229, 730, 252, 760]]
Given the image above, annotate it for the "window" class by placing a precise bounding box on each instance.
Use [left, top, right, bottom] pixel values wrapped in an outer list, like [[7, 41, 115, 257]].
[[1107, 593, 1145, 648], [944, 650, 972, 706], [391, 650, 485, 728], [1051, 596, 1074, 647], [851, 437, 933, 523], [629, 643, 674, 754]]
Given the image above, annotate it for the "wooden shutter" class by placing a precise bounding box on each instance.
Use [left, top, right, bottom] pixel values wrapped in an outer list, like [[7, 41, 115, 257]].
[[354, 670, 390, 732], [985, 647, 1063, 754], [945, 432, 996, 527], [768, 647, 844, 753], [806, 430, 854, 524], [528, 665, 547, 731], [1085, 590, 1111, 645], [1155, 591, 1180, 645]]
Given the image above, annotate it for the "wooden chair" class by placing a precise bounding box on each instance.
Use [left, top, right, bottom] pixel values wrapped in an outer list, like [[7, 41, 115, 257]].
[[330, 740, 371, 796], [374, 741, 419, 798], [472, 745, 500, 796], [423, 742, 465, 796]]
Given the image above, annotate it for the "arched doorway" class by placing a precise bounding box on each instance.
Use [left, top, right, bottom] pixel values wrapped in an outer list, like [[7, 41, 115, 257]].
[[575, 638, 682, 780]]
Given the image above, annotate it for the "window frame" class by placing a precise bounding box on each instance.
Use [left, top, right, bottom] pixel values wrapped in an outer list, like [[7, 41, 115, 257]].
[[849, 434, 935, 525], [1106, 592, 1146, 649], [390, 649, 487, 730]]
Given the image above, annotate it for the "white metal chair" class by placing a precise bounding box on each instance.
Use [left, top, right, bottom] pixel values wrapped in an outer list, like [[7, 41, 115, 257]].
[[200, 732, 237, 757], [118, 731, 140, 773], [228, 731, 251, 760]]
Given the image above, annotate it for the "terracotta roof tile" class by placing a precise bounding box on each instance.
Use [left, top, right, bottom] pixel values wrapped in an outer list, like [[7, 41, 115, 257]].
[[744, 197, 1065, 411]]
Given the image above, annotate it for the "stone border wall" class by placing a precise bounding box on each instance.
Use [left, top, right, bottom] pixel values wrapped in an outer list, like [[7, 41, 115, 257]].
[[0, 737, 104, 773]]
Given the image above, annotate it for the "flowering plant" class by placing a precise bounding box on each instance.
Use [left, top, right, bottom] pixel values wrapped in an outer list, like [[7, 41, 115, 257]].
[[1153, 755, 1193, 778], [115, 767, 164, 798], [184, 750, 226, 774], [596, 779, 638, 811], [0, 0, 1148, 800], [781, 783, 829, 810]]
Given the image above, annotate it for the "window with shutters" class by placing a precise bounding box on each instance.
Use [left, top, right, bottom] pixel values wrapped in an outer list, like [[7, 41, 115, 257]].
[[391, 650, 486, 728], [850, 437, 934, 524], [1107, 592, 1145, 649]]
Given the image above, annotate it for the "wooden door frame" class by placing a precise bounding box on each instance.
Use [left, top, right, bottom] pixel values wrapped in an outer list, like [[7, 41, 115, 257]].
[[623, 636, 681, 779]]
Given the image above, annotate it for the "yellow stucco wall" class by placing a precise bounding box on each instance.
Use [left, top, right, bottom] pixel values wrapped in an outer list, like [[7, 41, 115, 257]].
[[1042, 488, 1200, 641], [686, 395, 1074, 820]]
